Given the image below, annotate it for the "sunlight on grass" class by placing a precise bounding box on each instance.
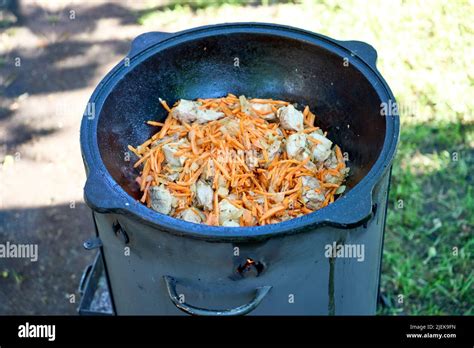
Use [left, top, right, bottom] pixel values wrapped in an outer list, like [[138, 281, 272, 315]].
[[402, 151, 449, 175]]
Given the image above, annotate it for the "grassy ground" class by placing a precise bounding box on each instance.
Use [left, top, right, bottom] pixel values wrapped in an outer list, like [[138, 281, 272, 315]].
[[135, 0, 474, 315]]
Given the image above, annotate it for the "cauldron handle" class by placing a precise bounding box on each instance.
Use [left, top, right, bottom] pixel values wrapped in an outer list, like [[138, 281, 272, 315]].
[[163, 276, 272, 316], [129, 31, 174, 57], [336, 40, 378, 70]]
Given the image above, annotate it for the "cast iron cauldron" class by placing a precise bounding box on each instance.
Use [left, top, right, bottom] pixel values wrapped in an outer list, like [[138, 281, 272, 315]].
[[80, 23, 399, 315]]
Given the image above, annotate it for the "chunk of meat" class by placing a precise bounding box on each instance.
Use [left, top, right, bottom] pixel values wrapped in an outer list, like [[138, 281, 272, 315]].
[[196, 180, 214, 211], [151, 134, 178, 148], [251, 102, 276, 121], [245, 150, 259, 169], [221, 220, 240, 227], [324, 150, 339, 169], [217, 186, 229, 198], [149, 185, 174, 215], [313, 144, 331, 161], [304, 158, 317, 171], [178, 208, 203, 223], [219, 117, 240, 136], [324, 167, 350, 185], [267, 139, 282, 162], [189, 162, 199, 171], [300, 176, 324, 210], [308, 131, 333, 162], [201, 159, 215, 183], [170, 99, 224, 124], [296, 148, 312, 163], [302, 176, 320, 190], [286, 133, 307, 158], [218, 199, 243, 225], [196, 108, 225, 124], [162, 140, 187, 167], [239, 95, 252, 115], [308, 131, 332, 147], [165, 172, 180, 182], [241, 209, 257, 226], [170, 100, 198, 123], [277, 104, 304, 131], [304, 190, 326, 210], [268, 191, 285, 204]]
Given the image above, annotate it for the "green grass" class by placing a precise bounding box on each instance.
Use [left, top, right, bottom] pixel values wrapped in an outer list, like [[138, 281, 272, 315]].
[[135, 0, 474, 314], [380, 122, 473, 315]]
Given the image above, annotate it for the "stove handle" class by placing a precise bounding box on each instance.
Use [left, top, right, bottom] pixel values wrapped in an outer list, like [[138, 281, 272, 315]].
[[78, 264, 93, 296], [163, 276, 272, 316]]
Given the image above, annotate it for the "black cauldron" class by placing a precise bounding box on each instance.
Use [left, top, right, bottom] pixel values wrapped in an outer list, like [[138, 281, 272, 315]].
[[80, 23, 399, 315]]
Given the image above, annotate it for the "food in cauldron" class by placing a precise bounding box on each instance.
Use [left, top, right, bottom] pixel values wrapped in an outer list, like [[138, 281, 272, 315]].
[[128, 94, 349, 227]]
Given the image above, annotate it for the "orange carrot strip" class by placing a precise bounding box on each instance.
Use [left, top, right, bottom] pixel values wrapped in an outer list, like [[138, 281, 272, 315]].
[[259, 204, 285, 222]]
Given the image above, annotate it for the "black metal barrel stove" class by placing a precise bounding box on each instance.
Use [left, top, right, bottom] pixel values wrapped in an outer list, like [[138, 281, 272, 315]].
[[80, 23, 399, 315]]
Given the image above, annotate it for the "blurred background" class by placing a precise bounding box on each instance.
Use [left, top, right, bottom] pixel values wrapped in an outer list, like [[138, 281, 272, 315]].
[[0, 0, 472, 315]]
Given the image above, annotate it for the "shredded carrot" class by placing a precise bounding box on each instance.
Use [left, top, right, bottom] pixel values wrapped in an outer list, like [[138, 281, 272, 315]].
[[129, 94, 349, 227], [259, 204, 285, 222], [213, 158, 231, 181], [335, 145, 344, 162], [157, 115, 173, 139], [303, 105, 309, 117], [127, 145, 141, 157], [225, 134, 245, 151], [250, 98, 289, 105], [159, 98, 171, 112], [308, 137, 322, 145], [147, 121, 165, 127], [189, 129, 199, 155], [302, 127, 319, 133], [213, 190, 219, 219]]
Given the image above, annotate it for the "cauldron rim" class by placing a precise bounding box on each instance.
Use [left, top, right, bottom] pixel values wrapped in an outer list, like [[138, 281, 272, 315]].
[[80, 22, 399, 241]]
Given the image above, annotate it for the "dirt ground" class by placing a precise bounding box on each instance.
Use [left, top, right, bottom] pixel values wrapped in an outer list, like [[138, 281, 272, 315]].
[[0, 0, 173, 314]]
